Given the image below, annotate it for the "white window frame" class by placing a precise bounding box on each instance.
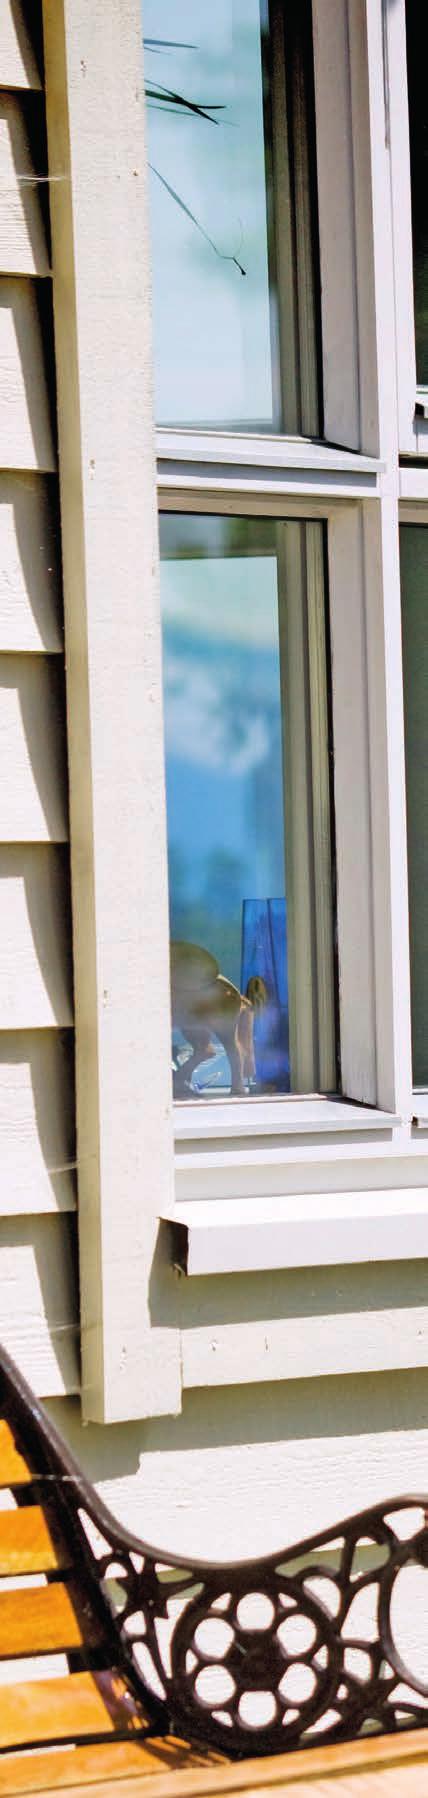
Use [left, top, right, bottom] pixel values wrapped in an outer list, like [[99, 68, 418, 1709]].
[[42, 0, 428, 1424], [387, 0, 428, 453]]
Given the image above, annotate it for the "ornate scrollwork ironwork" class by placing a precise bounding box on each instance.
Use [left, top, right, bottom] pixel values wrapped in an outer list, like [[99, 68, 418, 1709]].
[[1, 1345, 427, 1760]]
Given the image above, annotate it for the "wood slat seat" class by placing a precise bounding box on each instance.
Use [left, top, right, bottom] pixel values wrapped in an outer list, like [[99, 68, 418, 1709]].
[[0, 1345, 427, 1797]]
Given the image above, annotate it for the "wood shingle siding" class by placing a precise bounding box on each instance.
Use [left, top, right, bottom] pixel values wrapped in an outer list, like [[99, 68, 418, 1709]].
[[0, 474, 62, 652], [0, 1030, 76, 1217], [0, 1215, 79, 1395], [0, 6, 42, 94], [0, 94, 50, 276], [0, 1, 77, 1394], [0, 280, 55, 470]]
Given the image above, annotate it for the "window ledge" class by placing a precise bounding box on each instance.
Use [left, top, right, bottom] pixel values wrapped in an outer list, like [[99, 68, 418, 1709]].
[[413, 1096, 428, 1129], [163, 1188, 428, 1276], [157, 429, 382, 472], [157, 431, 383, 500], [174, 1096, 400, 1142]]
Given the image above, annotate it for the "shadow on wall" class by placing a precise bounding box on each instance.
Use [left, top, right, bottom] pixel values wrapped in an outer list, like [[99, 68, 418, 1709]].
[[41, 1366, 428, 1566], [12, 0, 44, 86]]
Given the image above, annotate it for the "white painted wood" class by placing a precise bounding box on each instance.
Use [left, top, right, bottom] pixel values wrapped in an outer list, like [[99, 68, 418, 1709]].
[[387, 0, 418, 453], [166, 1188, 428, 1277], [174, 1099, 399, 1142], [399, 467, 428, 503], [0, 96, 49, 276], [365, 0, 400, 469], [156, 432, 381, 474], [347, 0, 379, 456], [0, 655, 67, 840], [43, 0, 180, 1422], [327, 508, 376, 1103], [0, 279, 55, 471], [2, 1330, 78, 1397], [0, 845, 72, 1027], [158, 469, 381, 504], [0, 474, 63, 652], [175, 1136, 428, 1191], [363, 499, 413, 1118], [279, 522, 318, 1088], [48, 1369, 428, 1564], [0, 4, 41, 91], [311, 0, 360, 449], [0, 1214, 79, 1396], [0, 1030, 76, 1215], [181, 1304, 428, 1388]]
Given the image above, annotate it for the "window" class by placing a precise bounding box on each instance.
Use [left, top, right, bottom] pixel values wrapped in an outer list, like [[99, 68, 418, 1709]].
[[160, 511, 335, 1101], [405, 0, 428, 390], [45, 0, 428, 1423], [147, 4, 340, 1111], [145, 0, 320, 432], [401, 525, 428, 1089]]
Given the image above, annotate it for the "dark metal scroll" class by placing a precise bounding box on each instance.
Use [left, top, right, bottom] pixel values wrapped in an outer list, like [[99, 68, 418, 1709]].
[[1, 1345, 427, 1760]]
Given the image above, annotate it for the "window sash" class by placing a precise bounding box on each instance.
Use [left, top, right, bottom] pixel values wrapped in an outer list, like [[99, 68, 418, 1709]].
[[159, 506, 336, 1105]]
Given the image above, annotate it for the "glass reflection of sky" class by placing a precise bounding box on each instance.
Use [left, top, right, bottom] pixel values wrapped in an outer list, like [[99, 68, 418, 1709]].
[[144, 0, 276, 427], [160, 519, 286, 994]]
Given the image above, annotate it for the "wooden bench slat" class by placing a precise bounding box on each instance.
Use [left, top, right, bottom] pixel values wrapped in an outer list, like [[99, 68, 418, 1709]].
[[0, 1506, 70, 1575], [0, 1671, 147, 1750], [0, 1735, 212, 1795], [0, 1729, 428, 1797], [0, 1421, 33, 1485], [0, 1583, 101, 1657]]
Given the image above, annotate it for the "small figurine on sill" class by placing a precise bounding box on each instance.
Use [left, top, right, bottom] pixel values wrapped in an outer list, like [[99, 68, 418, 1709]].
[[171, 940, 267, 1098]]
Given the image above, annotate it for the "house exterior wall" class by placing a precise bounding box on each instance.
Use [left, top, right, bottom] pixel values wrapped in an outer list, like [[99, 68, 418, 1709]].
[[0, 1, 78, 1396], [0, 0, 427, 1629]]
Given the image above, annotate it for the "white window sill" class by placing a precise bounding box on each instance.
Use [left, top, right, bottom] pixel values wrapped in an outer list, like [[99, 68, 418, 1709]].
[[157, 431, 383, 500], [163, 1187, 428, 1277], [412, 1094, 428, 1129], [157, 428, 382, 473], [173, 1095, 399, 1142]]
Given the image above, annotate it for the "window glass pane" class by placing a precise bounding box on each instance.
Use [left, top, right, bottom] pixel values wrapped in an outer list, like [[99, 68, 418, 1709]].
[[406, 0, 428, 386], [160, 513, 335, 1100], [144, 0, 320, 432], [401, 526, 428, 1085]]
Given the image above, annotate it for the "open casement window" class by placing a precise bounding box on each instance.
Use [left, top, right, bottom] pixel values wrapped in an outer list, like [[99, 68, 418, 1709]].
[[160, 511, 335, 1105]]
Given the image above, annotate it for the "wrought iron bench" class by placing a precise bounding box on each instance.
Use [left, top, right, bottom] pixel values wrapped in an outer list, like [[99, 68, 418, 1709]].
[[0, 1343, 427, 1796]]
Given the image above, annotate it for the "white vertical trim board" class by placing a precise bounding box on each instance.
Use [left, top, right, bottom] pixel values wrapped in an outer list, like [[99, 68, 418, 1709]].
[[386, 0, 418, 453], [43, 0, 181, 1423], [363, 499, 413, 1120], [312, 0, 360, 448], [327, 507, 376, 1104]]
